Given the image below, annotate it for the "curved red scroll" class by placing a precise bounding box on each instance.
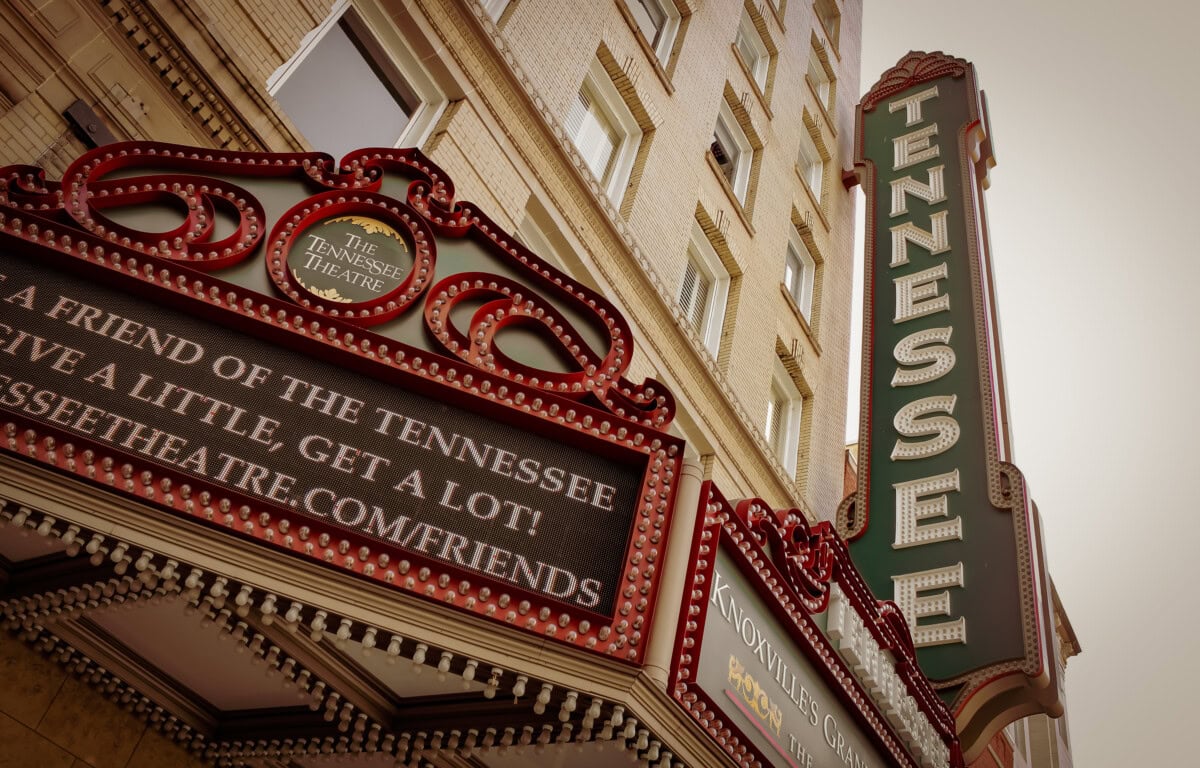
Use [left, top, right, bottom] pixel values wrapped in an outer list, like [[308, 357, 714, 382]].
[[2, 142, 676, 429], [734, 498, 836, 613]]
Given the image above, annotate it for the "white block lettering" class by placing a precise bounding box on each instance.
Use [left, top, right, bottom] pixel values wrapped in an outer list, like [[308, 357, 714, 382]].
[[888, 86, 939, 126], [891, 395, 959, 460], [893, 263, 950, 323], [890, 165, 946, 216], [892, 124, 939, 170], [891, 326, 955, 387], [893, 470, 962, 548], [892, 563, 966, 647], [891, 211, 950, 266]]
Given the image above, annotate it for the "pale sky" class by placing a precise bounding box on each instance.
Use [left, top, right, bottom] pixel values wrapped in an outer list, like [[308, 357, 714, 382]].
[[848, 2, 1200, 765]]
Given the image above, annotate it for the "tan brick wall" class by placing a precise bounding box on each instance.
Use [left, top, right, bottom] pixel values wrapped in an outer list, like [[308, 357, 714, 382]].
[[188, 0, 324, 87], [0, 632, 206, 768]]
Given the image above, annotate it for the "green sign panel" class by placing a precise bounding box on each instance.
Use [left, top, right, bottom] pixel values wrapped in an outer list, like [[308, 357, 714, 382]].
[[840, 52, 1061, 761]]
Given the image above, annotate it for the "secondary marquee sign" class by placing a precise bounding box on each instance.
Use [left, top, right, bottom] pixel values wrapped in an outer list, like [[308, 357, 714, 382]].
[[839, 52, 1062, 759], [672, 483, 960, 768], [0, 142, 682, 661]]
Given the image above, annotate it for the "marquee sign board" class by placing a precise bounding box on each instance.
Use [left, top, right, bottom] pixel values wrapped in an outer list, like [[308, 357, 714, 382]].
[[672, 482, 960, 768], [0, 142, 682, 661], [838, 52, 1061, 758]]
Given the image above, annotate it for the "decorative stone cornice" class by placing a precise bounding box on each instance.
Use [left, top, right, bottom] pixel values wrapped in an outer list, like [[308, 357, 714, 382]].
[[102, 0, 271, 150]]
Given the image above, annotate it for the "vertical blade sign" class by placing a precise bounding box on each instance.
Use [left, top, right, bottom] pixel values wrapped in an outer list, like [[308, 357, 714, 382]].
[[840, 51, 1062, 762]]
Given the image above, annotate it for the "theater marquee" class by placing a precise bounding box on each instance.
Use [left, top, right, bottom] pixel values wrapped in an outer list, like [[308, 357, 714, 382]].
[[839, 52, 1061, 759], [673, 483, 957, 768], [0, 142, 682, 660]]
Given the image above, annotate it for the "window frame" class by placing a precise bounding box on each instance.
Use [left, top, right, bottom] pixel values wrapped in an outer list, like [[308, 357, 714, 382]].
[[678, 221, 730, 355], [797, 124, 824, 201], [814, 0, 841, 48], [765, 358, 803, 476], [734, 9, 770, 91], [807, 45, 834, 112], [568, 57, 643, 207], [784, 228, 817, 322], [624, 0, 683, 65], [481, 0, 510, 21], [267, 0, 446, 156], [712, 100, 753, 204]]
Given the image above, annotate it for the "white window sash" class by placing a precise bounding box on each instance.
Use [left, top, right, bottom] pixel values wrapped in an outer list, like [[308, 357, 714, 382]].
[[714, 103, 752, 202], [785, 232, 816, 321], [569, 58, 642, 205], [765, 360, 803, 475], [680, 223, 730, 354], [798, 131, 824, 199], [268, 0, 446, 155], [568, 89, 619, 182], [735, 12, 769, 90], [808, 50, 833, 109], [627, 0, 681, 63], [482, 0, 509, 20]]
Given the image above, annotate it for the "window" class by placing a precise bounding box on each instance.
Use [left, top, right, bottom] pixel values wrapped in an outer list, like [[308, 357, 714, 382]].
[[807, 46, 834, 111], [678, 222, 730, 354], [797, 125, 824, 200], [568, 57, 643, 206], [814, 0, 841, 47], [624, 0, 682, 65], [784, 229, 816, 321], [708, 88, 764, 218], [765, 359, 803, 475], [734, 10, 769, 91], [711, 101, 753, 203], [481, 0, 509, 20], [269, 3, 445, 158]]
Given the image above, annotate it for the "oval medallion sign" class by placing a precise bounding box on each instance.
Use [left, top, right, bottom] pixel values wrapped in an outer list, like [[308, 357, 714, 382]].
[[288, 215, 410, 304]]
